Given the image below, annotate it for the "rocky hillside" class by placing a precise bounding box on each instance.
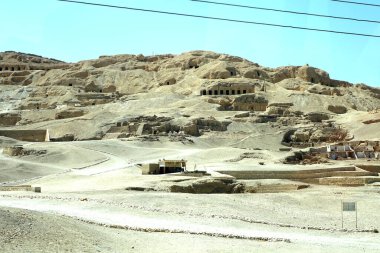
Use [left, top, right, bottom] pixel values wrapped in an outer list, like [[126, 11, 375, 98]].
[[0, 50, 379, 144]]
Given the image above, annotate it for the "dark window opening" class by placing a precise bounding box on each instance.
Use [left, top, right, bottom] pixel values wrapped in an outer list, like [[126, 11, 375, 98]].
[[237, 90, 241, 95], [5, 67, 8, 71], [69, 83, 73, 86], [167, 82, 170, 85], [220, 90, 224, 95], [195, 65, 199, 69], [214, 90, 218, 95], [257, 71, 260, 77], [99, 90, 102, 93], [243, 90, 247, 94], [311, 78, 315, 83], [208, 90, 212, 95], [226, 90, 230, 95], [231, 90, 235, 95], [11, 67, 14, 71], [230, 71, 235, 76], [0, 67, 2, 71], [92, 102, 96, 106], [36, 106, 40, 110], [202, 90, 206, 96]]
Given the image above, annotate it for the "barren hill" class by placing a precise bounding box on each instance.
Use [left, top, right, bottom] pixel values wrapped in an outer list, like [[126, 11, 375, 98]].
[[0, 50, 378, 142]]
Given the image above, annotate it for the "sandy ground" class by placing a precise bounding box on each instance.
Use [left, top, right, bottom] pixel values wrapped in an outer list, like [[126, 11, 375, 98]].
[[0, 139, 380, 252], [1, 206, 349, 253]]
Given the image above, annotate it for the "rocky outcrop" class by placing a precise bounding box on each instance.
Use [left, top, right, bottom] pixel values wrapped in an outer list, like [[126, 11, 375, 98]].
[[291, 129, 310, 142], [182, 123, 200, 137], [55, 109, 86, 120], [277, 78, 307, 91], [306, 112, 330, 122], [197, 62, 237, 79], [192, 117, 230, 132], [164, 178, 244, 194], [232, 94, 268, 111], [266, 103, 293, 116], [283, 124, 348, 146], [207, 97, 232, 110], [0, 112, 21, 126], [50, 134, 75, 142], [3, 145, 47, 156], [327, 105, 347, 114], [296, 65, 330, 85], [308, 84, 342, 96]]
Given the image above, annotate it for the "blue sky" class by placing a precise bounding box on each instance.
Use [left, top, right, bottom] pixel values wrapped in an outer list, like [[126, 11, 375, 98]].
[[1, 0, 379, 86]]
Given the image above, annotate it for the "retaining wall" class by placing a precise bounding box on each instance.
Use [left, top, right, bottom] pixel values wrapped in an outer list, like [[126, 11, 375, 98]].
[[0, 129, 49, 142]]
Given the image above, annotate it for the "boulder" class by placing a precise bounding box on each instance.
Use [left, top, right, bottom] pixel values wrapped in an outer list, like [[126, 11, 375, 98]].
[[183, 123, 200, 136], [291, 129, 310, 142], [55, 109, 86, 120], [327, 105, 347, 114], [306, 112, 330, 122]]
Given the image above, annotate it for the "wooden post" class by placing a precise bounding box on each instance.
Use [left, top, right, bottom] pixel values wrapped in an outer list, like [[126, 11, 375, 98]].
[[341, 200, 344, 229]]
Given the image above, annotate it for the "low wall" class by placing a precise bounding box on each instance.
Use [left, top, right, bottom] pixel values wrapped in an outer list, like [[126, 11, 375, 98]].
[[356, 164, 380, 173], [0, 185, 41, 192], [0, 129, 49, 142], [217, 167, 357, 180]]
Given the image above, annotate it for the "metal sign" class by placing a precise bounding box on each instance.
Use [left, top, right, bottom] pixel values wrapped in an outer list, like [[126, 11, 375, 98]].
[[342, 202, 356, 212]]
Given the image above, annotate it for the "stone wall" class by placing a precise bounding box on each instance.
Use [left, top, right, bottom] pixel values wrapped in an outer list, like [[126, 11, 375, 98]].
[[0, 129, 49, 142], [0, 113, 21, 126]]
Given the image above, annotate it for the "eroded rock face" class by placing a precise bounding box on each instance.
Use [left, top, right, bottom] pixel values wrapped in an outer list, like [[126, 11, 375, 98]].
[[277, 78, 308, 91], [197, 62, 237, 79], [308, 85, 342, 96], [296, 65, 330, 85]]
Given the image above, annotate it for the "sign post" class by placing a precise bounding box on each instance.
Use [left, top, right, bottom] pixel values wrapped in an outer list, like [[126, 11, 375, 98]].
[[341, 201, 357, 229]]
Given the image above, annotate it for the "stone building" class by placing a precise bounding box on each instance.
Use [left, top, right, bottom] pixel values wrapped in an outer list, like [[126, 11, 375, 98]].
[[309, 141, 380, 160], [141, 159, 187, 174]]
